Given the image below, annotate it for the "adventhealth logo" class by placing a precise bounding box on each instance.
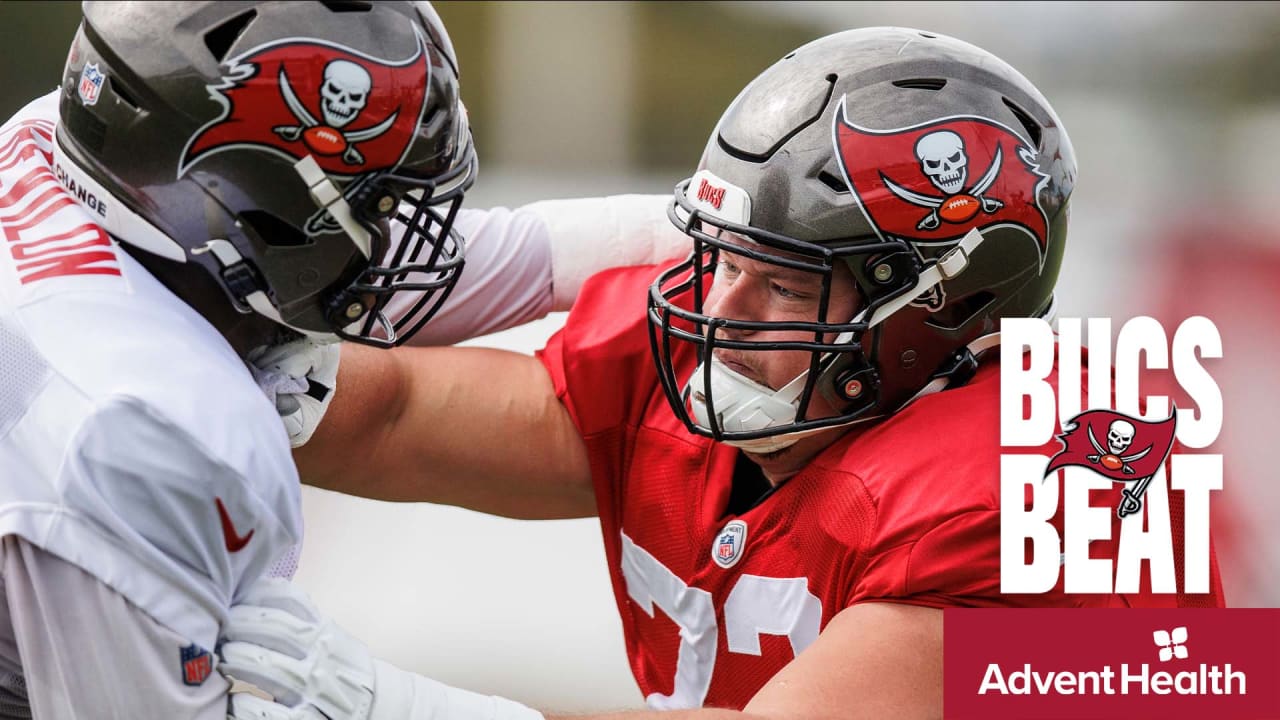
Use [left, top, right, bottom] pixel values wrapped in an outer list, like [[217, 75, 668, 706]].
[[978, 625, 1246, 697], [1154, 626, 1188, 662]]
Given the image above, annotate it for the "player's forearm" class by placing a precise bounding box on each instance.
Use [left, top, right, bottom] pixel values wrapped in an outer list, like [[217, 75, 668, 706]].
[[292, 342, 403, 491], [296, 343, 595, 518]]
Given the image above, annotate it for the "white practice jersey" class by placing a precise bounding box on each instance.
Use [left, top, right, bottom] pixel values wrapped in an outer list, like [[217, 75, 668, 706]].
[[0, 90, 687, 670], [0, 94, 302, 653]]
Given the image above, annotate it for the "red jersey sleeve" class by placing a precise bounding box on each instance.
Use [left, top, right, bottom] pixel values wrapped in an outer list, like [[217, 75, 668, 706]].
[[850, 508, 1004, 608], [535, 263, 666, 438], [536, 264, 673, 530]]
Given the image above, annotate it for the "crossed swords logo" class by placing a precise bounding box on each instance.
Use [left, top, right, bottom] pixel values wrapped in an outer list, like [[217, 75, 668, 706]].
[[883, 143, 1005, 231], [1084, 421, 1155, 519], [271, 65, 397, 166]]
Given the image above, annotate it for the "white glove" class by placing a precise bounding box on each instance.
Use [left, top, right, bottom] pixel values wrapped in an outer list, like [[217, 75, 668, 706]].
[[248, 339, 341, 448], [220, 578, 544, 720]]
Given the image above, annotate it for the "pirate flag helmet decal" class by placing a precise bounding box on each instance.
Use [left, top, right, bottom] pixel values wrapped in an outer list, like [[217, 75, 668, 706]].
[[834, 106, 1051, 273], [56, 1, 476, 354], [179, 30, 432, 179], [649, 27, 1075, 450]]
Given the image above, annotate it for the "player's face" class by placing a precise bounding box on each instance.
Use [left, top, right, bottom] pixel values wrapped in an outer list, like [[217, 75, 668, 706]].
[[698, 237, 861, 481], [701, 236, 861, 410]]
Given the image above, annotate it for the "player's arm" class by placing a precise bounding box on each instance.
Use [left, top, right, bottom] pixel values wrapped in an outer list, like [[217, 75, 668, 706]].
[[2, 537, 232, 720], [740, 602, 942, 719], [255, 195, 687, 449], [547, 603, 940, 720], [403, 194, 690, 346], [223, 582, 940, 720], [295, 341, 595, 519]]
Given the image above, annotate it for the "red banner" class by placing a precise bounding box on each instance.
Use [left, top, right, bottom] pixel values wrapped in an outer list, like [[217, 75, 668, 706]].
[[1047, 409, 1177, 482], [181, 34, 429, 177], [944, 608, 1280, 719], [833, 104, 1049, 250]]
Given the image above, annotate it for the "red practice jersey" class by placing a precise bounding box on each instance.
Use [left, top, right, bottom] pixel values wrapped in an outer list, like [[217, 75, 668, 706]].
[[537, 264, 1222, 710]]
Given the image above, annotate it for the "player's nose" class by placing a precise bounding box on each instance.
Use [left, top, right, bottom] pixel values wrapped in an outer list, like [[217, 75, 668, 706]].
[[703, 281, 760, 337]]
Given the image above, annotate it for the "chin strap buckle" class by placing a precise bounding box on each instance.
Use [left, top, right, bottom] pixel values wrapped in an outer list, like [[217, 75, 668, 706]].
[[931, 347, 980, 390]]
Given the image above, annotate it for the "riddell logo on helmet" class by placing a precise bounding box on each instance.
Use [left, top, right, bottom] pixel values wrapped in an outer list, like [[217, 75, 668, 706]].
[[178, 29, 431, 178], [696, 177, 726, 210]]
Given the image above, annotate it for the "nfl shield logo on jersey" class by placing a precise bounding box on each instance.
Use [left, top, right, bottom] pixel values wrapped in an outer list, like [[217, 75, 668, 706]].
[[712, 519, 748, 569], [78, 63, 105, 106], [180, 643, 213, 686]]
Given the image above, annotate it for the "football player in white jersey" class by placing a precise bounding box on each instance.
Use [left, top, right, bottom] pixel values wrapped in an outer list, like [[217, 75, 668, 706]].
[[0, 2, 684, 718]]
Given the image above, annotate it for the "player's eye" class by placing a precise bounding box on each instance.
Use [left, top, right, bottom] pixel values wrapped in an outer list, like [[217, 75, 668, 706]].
[[772, 282, 807, 300]]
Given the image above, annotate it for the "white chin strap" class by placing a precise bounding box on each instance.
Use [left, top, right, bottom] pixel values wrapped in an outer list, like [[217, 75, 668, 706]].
[[688, 358, 816, 454], [684, 228, 986, 453]]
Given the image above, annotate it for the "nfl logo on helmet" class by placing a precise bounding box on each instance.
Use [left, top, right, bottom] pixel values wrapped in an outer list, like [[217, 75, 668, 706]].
[[78, 63, 104, 106], [712, 520, 748, 569]]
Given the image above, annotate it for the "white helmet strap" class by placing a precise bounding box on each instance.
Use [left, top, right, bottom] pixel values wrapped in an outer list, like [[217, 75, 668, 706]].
[[293, 155, 372, 259]]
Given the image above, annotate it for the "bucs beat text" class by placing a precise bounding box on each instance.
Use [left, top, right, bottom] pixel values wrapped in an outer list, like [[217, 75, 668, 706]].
[[999, 317, 1222, 594]]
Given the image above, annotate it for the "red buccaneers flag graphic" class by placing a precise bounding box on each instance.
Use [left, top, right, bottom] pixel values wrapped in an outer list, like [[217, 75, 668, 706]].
[[1046, 409, 1178, 518], [180, 31, 429, 178], [833, 99, 1050, 255]]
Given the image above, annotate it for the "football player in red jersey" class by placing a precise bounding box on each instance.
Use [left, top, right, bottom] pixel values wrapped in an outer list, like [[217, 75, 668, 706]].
[[222, 26, 1223, 720]]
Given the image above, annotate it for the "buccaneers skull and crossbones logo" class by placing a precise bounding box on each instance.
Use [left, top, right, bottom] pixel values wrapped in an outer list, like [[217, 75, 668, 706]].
[[832, 100, 1052, 310], [272, 59, 399, 166], [1085, 418, 1152, 474], [833, 100, 1050, 252], [1046, 409, 1178, 518], [180, 31, 430, 178], [885, 130, 1006, 231]]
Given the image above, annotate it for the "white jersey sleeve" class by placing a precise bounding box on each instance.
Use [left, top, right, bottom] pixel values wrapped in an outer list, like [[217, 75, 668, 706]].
[[398, 196, 691, 347], [0, 536, 231, 719], [397, 205, 554, 346], [0, 94, 302, 652]]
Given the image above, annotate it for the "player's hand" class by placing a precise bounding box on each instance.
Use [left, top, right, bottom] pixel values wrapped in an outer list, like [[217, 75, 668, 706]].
[[220, 578, 546, 720], [247, 339, 340, 448], [220, 577, 377, 720]]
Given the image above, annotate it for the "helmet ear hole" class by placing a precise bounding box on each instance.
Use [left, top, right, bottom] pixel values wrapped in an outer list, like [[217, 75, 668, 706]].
[[240, 210, 311, 248], [1002, 97, 1042, 149], [925, 290, 996, 331], [203, 8, 257, 62]]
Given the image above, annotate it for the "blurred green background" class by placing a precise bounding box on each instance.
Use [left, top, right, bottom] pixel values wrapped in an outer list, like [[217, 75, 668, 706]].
[[5, 1, 1278, 201], [0, 1, 821, 173]]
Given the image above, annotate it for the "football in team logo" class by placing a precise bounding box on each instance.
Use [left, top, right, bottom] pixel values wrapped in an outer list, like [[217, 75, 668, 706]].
[[712, 519, 748, 569], [179, 30, 430, 179], [832, 99, 1049, 249], [78, 63, 105, 106], [832, 97, 1052, 309], [1045, 408, 1178, 518], [179, 643, 213, 686]]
